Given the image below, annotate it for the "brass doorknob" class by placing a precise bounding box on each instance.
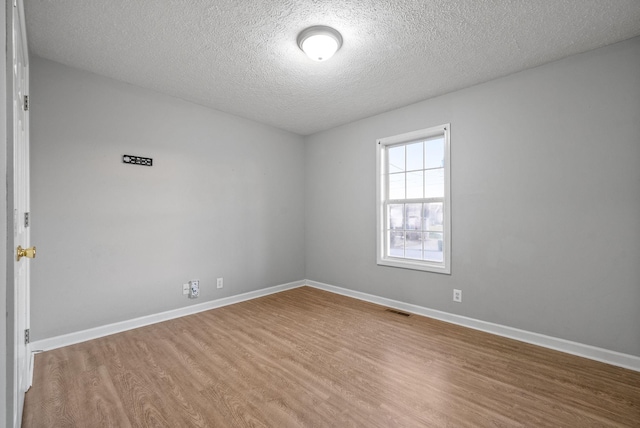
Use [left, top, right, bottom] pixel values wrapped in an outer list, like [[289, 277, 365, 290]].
[[16, 245, 36, 261]]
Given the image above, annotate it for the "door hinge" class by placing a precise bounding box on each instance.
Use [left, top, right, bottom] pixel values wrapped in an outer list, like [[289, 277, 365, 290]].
[[25, 329, 30, 344], [24, 212, 29, 228], [23, 95, 29, 111]]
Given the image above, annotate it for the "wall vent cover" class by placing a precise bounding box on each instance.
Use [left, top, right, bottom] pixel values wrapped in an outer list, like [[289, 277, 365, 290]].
[[385, 308, 411, 317], [123, 154, 153, 166]]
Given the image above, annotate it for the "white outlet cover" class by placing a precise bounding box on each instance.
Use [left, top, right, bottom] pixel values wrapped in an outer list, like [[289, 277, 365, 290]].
[[182, 283, 189, 295]]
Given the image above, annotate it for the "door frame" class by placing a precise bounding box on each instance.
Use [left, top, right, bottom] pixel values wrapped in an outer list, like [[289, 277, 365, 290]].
[[6, 0, 31, 426]]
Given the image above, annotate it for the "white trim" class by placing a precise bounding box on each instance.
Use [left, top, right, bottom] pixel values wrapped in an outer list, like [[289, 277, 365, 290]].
[[30, 278, 640, 373], [376, 123, 451, 274], [305, 280, 640, 372], [378, 125, 447, 146], [30, 280, 305, 352]]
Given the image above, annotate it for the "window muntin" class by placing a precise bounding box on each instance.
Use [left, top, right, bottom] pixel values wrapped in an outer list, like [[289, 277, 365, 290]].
[[376, 124, 450, 274]]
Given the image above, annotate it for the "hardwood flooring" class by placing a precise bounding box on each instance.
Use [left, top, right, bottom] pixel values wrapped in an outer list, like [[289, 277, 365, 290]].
[[23, 286, 640, 427]]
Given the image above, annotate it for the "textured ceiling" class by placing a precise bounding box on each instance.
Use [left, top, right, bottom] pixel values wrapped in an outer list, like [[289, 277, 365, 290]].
[[25, 1, 640, 136]]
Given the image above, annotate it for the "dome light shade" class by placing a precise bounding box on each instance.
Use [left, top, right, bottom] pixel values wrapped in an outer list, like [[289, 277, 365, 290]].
[[297, 26, 343, 62]]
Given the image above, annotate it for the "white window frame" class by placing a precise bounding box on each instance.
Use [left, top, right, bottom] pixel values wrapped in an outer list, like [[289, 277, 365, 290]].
[[376, 124, 451, 274]]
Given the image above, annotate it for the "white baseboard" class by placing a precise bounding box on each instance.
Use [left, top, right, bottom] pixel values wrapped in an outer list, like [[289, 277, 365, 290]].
[[30, 280, 305, 352], [305, 280, 640, 372], [31, 278, 640, 373]]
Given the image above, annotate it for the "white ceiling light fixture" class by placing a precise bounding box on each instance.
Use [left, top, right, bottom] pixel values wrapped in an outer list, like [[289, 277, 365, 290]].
[[297, 25, 343, 62]]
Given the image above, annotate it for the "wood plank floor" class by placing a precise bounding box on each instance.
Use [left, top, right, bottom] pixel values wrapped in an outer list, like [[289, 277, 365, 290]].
[[23, 286, 640, 427]]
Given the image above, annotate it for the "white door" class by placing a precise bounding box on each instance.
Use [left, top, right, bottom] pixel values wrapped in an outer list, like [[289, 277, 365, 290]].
[[12, 0, 32, 426]]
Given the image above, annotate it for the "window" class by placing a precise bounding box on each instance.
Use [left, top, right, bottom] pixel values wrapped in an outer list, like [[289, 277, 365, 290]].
[[376, 124, 451, 274]]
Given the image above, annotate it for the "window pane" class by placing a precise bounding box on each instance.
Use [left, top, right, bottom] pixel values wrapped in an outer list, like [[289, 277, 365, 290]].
[[405, 203, 422, 230], [406, 171, 423, 199], [423, 232, 444, 262], [388, 204, 404, 229], [404, 204, 422, 230], [388, 231, 404, 257], [422, 203, 443, 231], [389, 173, 405, 199], [406, 142, 423, 171], [425, 136, 445, 169], [388, 145, 405, 173], [425, 168, 444, 198], [405, 231, 422, 260]]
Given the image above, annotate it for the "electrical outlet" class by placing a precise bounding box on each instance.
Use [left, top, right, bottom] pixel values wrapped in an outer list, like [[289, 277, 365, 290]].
[[189, 280, 200, 299], [453, 289, 462, 303], [182, 283, 189, 295], [217, 277, 223, 289]]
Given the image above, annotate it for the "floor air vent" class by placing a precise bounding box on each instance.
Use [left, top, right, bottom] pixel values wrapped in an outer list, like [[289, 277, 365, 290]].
[[385, 308, 411, 317]]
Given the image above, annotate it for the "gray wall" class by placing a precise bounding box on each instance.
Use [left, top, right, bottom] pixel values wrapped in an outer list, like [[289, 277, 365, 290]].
[[305, 37, 640, 357], [30, 56, 306, 340], [30, 37, 640, 359]]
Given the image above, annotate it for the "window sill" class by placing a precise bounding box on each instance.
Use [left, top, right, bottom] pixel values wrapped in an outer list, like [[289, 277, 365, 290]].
[[377, 257, 451, 274]]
